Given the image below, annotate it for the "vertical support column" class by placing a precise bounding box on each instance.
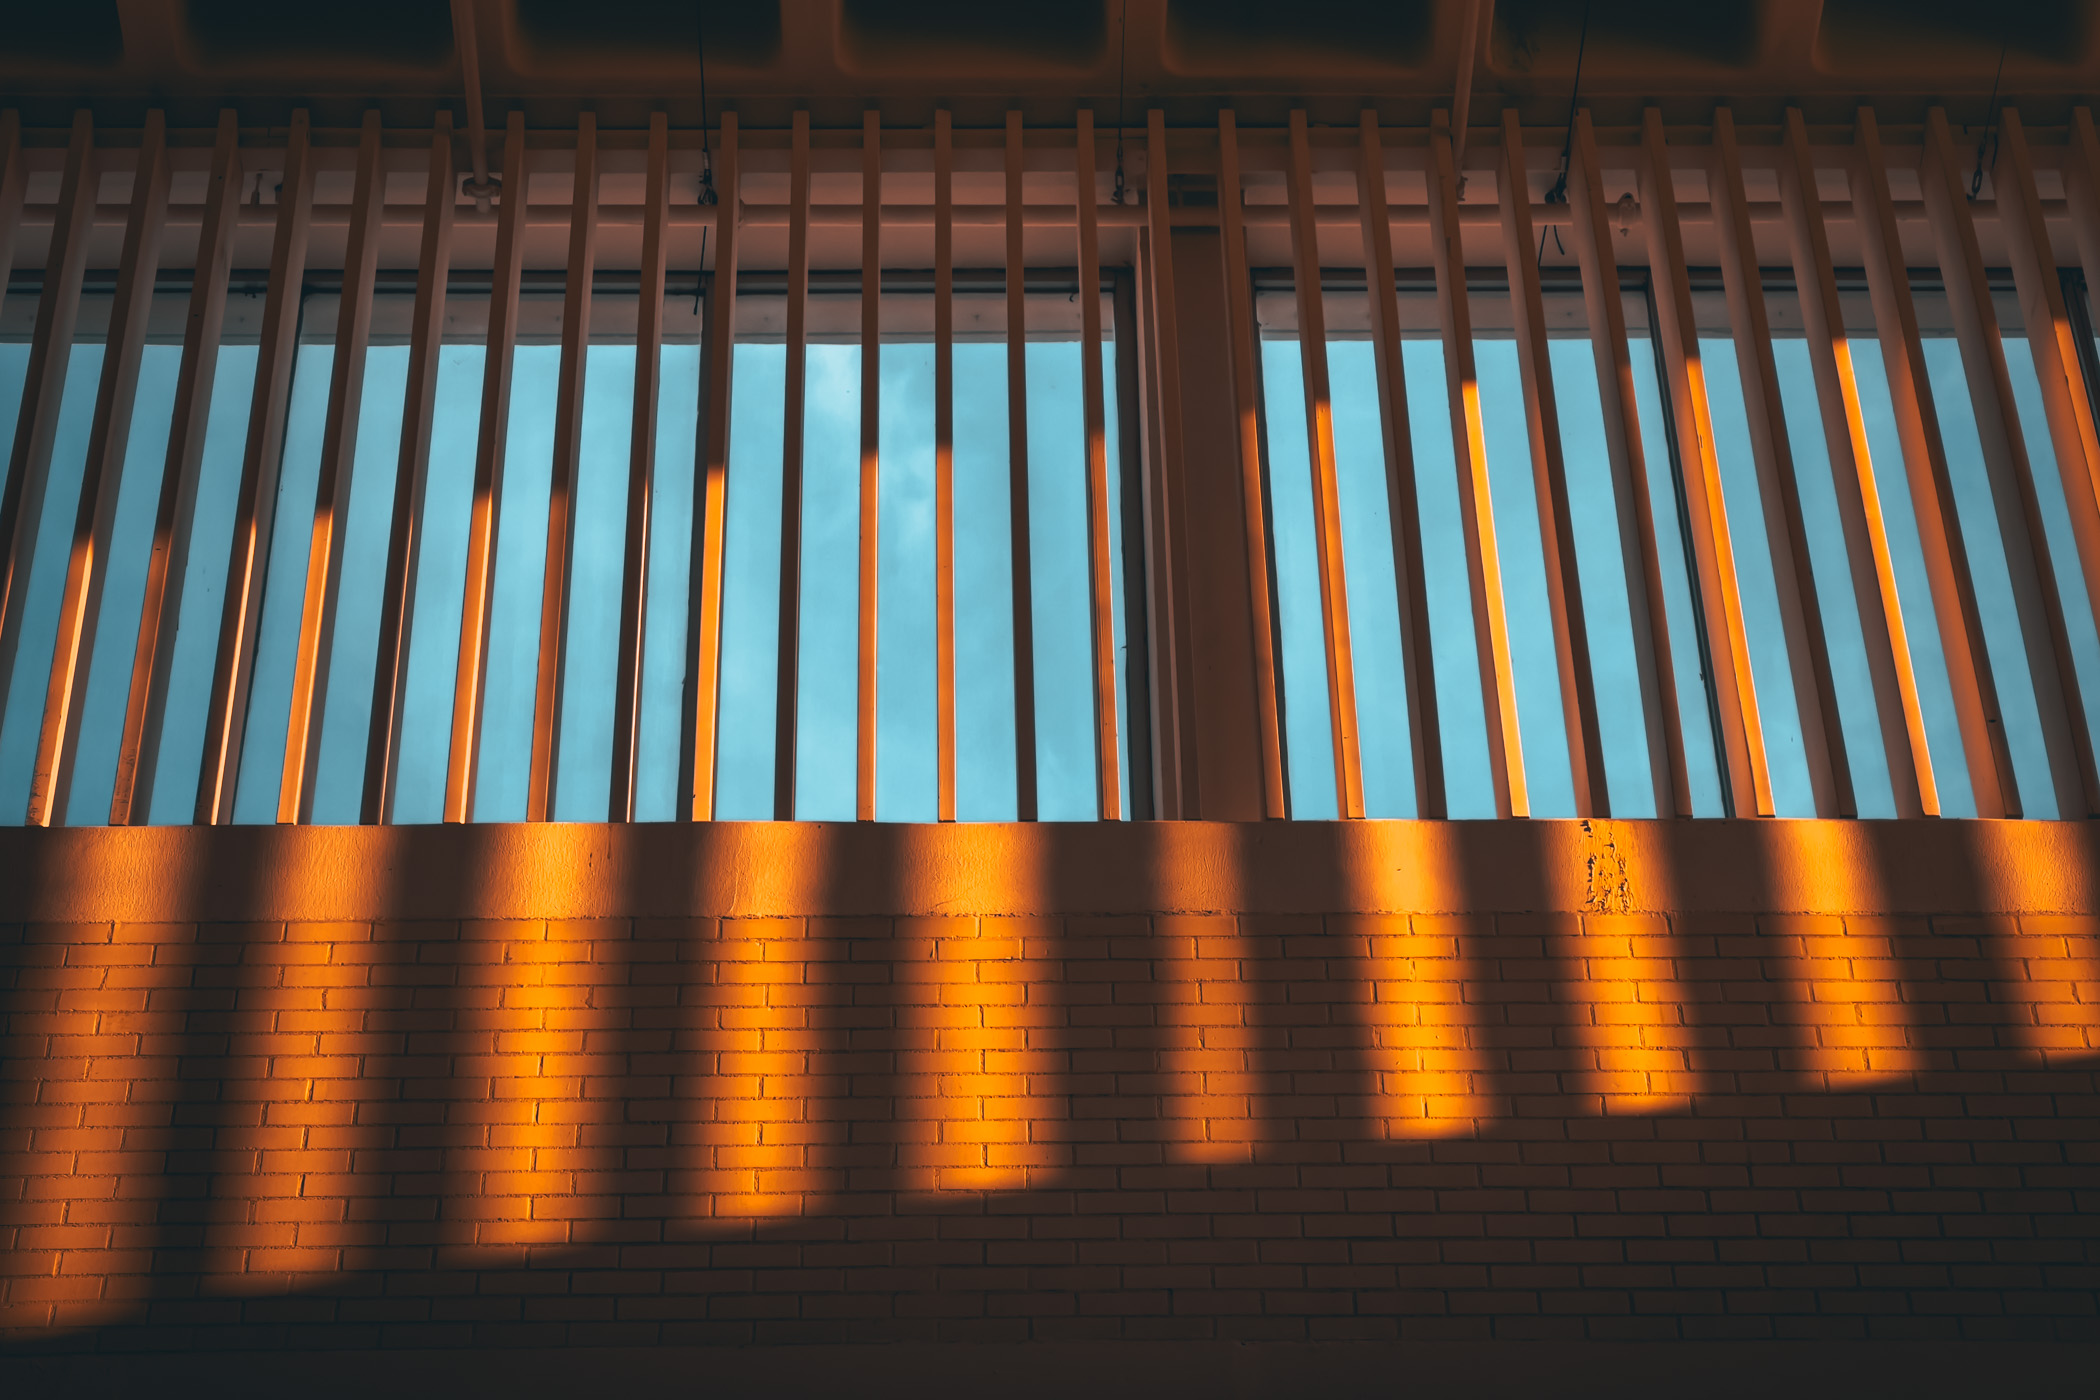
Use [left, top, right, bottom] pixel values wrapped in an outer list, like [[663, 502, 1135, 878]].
[[278, 110, 386, 825], [1921, 106, 2095, 816], [773, 111, 811, 822], [1776, 108, 1928, 818], [1111, 268, 1155, 822], [444, 112, 526, 824], [1428, 109, 1524, 817], [1143, 107, 1197, 819], [1496, 108, 1607, 816], [934, 110, 956, 823], [1853, 109, 2015, 817], [1004, 111, 1038, 821], [687, 113, 739, 822], [114, 110, 241, 826], [30, 113, 170, 826], [198, 110, 313, 825], [364, 113, 457, 824], [1076, 110, 1122, 819], [1710, 108, 1848, 817], [525, 113, 599, 822], [1356, 111, 1439, 818], [857, 110, 882, 822], [0, 113, 94, 744], [1284, 110, 1364, 819], [609, 113, 668, 822], [1999, 108, 2100, 818], [1567, 109, 1684, 817], [1640, 108, 1764, 816]]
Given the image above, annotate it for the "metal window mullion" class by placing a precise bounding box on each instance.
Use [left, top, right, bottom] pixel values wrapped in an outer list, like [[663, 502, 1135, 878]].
[[609, 113, 668, 823], [2069, 109, 2100, 353], [1852, 108, 2016, 818], [1777, 107, 1930, 819], [364, 114, 457, 825], [443, 111, 527, 824], [1004, 111, 1039, 822], [1920, 106, 2095, 817], [1428, 109, 1524, 818], [1076, 110, 1121, 821], [1497, 108, 1607, 818], [934, 110, 956, 823], [1639, 108, 1767, 817], [115, 110, 241, 826], [1567, 110, 1684, 818], [1142, 108, 1198, 821], [773, 111, 811, 822], [1111, 266, 1156, 823], [1710, 108, 1849, 818], [1355, 111, 1440, 819], [686, 112, 739, 822], [0, 113, 96, 788], [526, 113, 600, 823], [31, 113, 171, 827], [1999, 108, 2100, 818], [278, 109, 386, 826], [1285, 110, 1365, 820], [856, 111, 882, 823]]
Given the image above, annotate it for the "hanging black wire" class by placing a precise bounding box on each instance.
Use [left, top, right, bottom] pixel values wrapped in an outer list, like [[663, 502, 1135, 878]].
[[1536, 0, 1591, 268], [1970, 37, 2008, 200], [1111, 0, 1129, 204]]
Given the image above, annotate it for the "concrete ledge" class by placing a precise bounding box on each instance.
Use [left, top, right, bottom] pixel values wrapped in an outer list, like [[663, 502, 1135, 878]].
[[4, 819, 2099, 924]]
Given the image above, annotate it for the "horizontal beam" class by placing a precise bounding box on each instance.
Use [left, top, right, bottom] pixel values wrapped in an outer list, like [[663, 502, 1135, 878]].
[[1, 821, 2094, 922]]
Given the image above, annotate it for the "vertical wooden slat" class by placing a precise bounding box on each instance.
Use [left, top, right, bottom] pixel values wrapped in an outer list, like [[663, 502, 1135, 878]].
[[1496, 108, 1607, 817], [197, 111, 314, 825], [1639, 107, 1765, 816], [31, 113, 171, 827], [1427, 109, 1524, 817], [1142, 108, 1197, 820], [1999, 107, 2100, 819], [277, 109, 386, 825], [1354, 110, 1439, 819], [114, 110, 241, 826], [1776, 107, 1929, 818], [934, 110, 956, 823], [1710, 108, 1848, 817], [525, 113, 600, 823], [363, 113, 457, 824], [1220, 110, 1288, 818], [608, 113, 668, 822], [0, 113, 95, 755], [1284, 110, 1365, 819], [773, 111, 811, 822], [1920, 106, 2095, 817], [443, 112, 527, 824], [1004, 111, 1039, 822], [1110, 268, 1156, 821], [1567, 109, 1684, 818], [687, 112, 739, 822], [857, 110, 882, 822], [1075, 110, 1122, 820], [1853, 108, 2015, 818]]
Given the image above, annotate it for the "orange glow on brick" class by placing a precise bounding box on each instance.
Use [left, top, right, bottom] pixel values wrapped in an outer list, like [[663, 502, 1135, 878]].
[[1158, 914, 1261, 1163], [693, 918, 821, 1216], [900, 916, 1053, 1192], [2005, 915, 2100, 1058], [1350, 915, 1489, 1136], [1562, 914, 1706, 1114], [1771, 915, 1923, 1083]]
